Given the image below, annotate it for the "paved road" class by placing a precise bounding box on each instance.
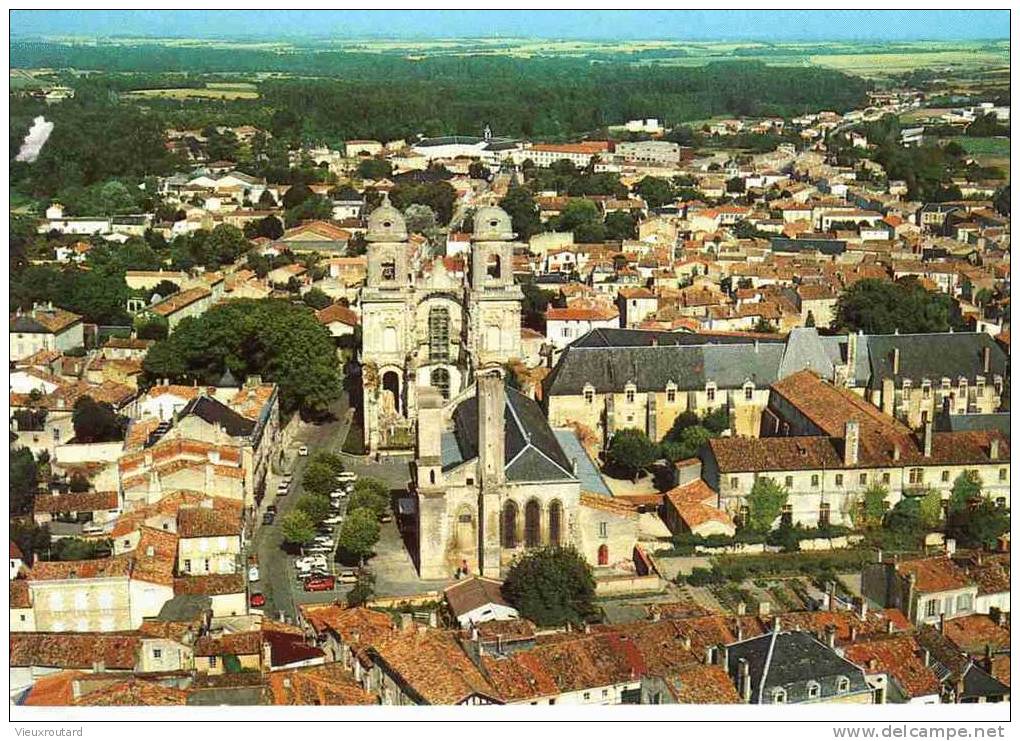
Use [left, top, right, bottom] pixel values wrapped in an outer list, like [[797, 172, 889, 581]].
[[250, 397, 352, 623]]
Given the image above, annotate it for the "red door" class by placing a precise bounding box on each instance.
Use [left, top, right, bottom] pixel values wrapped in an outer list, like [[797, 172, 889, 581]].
[[598, 544, 609, 566]]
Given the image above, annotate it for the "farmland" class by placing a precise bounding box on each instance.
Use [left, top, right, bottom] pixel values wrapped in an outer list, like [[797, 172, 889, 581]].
[[122, 83, 259, 100]]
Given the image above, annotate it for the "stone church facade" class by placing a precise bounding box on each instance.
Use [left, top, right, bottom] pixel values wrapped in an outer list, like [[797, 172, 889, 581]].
[[360, 199, 523, 453]]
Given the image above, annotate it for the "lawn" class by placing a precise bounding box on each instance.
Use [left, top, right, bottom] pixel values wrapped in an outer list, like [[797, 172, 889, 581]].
[[953, 137, 1011, 158], [123, 85, 259, 100]]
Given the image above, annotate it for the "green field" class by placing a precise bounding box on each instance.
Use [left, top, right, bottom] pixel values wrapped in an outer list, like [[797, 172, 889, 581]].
[[954, 137, 1010, 157], [123, 84, 260, 100]]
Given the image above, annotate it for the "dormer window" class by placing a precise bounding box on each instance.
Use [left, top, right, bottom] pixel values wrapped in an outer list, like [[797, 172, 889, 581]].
[[625, 383, 636, 404], [902, 379, 911, 399], [941, 377, 951, 391], [921, 380, 931, 399], [583, 384, 595, 405], [837, 677, 850, 693], [666, 381, 677, 404], [772, 688, 787, 704], [743, 382, 755, 401], [706, 382, 717, 404], [975, 376, 985, 392], [807, 681, 820, 699]]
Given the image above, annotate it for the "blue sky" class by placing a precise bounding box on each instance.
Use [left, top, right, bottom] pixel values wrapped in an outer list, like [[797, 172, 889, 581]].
[[9, 10, 1010, 41]]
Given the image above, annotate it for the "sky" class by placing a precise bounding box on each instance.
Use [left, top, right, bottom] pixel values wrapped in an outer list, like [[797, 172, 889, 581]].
[[8, 10, 1011, 41]]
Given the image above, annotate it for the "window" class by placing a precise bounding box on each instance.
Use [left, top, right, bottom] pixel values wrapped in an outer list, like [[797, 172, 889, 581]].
[[209, 656, 218, 668], [625, 385, 636, 404], [730, 477, 740, 490], [811, 474, 819, 488], [781, 504, 793, 527], [942, 470, 950, 483], [738, 505, 750, 529], [524, 500, 541, 548], [819, 503, 831, 527], [706, 384, 716, 403], [785, 476, 794, 488], [999, 468, 1007, 482], [744, 384, 754, 401], [908, 468, 924, 485], [925, 599, 938, 618], [583, 692, 591, 701], [584, 387, 594, 405], [153, 649, 162, 659], [859, 473, 868, 486], [428, 306, 450, 362], [835, 474, 844, 488], [562, 327, 572, 339], [501, 502, 518, 549], [807, 682, 820, 699], [667, 388, 676, 403], [381, 261, 396, 281], [602, 689, 609, 698], [837, 677, 850, 693], [486, 253, 502, 280], [882, 473, 890, 485], [996, 497, 1006, 509], [922, 381, 931, 399], [598, 522, 608, 539], [204, 559, 210, 572], [430, 367, 451, 400], [772, 689, 787, 704], [956, 594, 973, 613], [184, 559, 191, 571]]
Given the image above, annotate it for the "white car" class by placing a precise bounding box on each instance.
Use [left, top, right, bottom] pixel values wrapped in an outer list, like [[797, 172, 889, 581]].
[[298, 445, 309, 457], [324, 514, 344, 525], [304, 544, 333, 554], [248, 565, 260, 582], [295, 556, 327, 570], [312, 536, 333, 545], [330, 490, 346, 498], [336, 472, 357, 483]]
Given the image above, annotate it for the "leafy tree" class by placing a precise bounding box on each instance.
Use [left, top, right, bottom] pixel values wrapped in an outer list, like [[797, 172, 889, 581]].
[[606, 428, 656, 480], [302, 288, 332, 311], [746, 477, 789, 532], [634, 176, 675, 209], [993, 185, 1010, 217], [69, 473, 90, 493], [245, 215, 284, 240], [51, 537, 110, 561], [10, 520, 50, 565], [805, 310, 816, 328], [948, 470, 983, 515], [346, 569, 376, 607], [521, 282, 556, 331], [302, 461, 338, 498], [296, 494, 331, 525], [948, 498, 1009, 549], [468, 161, 490, 180], [72, 396, 125, 443], [501, 546, 596, 627], [347, 478, 390, 518], [10, 447, 39, 517], [390, 181, 456, 225], [660, 425, 713, 462], [135, 317, 169, 341], [337, 508, 380, 565], [854, 484, 890, 530], [753, 318, 776, 333], [499, 186, 541, 241], [282, 182, 314, 209], [142, 299, 343, 417], [916, 487, 944, 530], [885, 496, 925, 539], [702, 406, 730, 435], [309, 451, 346, 475], [257, 190, 278, 209], [356, 158, 392, 180], [604, 211, 636, 241], [286, 195, 333, 227], [403, 203, 438, 236], [726, 177, 746, 194], [833, 278, 961, 334], [280, 510, 316, 546]]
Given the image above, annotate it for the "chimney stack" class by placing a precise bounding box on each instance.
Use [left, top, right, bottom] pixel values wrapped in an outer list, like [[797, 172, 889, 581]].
[[825, 624, 837, 649], [939, 613, 946, 635], [983, 346, 991, 374], [844, 421, 860, 467], [771, 616, 781, 633], [716, 644, 729, 667], [989, 438, 999, 460], [737, 658, 751, 702], [923, 421, 933, 458], [892, 347, 900, 376]]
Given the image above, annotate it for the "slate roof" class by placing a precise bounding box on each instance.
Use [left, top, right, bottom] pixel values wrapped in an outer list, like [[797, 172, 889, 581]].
[[544, 342, 784, 396], [936, 412, 1011, 435], [179, 395, 256, 438], [568, 327, 785, 349], [448, 387, 575, 483], [865, 332, 1008, 387], [157, 594, 212, 622], [726, 629, 870, 704]]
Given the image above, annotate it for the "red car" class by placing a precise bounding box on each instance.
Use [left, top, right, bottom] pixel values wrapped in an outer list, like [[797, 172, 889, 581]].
[[249, 592, 266, 607], [303, 575, 335, 592]]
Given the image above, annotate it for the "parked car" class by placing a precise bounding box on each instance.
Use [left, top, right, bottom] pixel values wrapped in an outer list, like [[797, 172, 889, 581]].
[[304, 546, 333, 556], [378, 513, 393, 523], [262, 511, 275, 525], [304, 576, 335, 592], [324, 515, 344, 525], [267, 504, 278, 515], [330, 490, 346, 499], [336, 472, 357, 483], [298, 445, 309, 457], [248, 565, 260, 582], [337, 569, 359, 584], [295, 556, 328, 570], [312, 537, 333, 546], [282, 472, 293, 483], [249, 592, 266, 608]]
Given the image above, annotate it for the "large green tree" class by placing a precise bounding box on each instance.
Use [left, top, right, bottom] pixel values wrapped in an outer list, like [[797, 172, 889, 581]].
[[501, 546, 596, 627], [10, 447, 39, 517], [499, 187, 541, 241], [337, 508, 381, 565], [746, 476, 789, 532], [833, 278, 961, 334], [72, 396, 125, 443], [142, 299, 343, 417], [280, 510, 316, 546], [605, 428, 657, 480]]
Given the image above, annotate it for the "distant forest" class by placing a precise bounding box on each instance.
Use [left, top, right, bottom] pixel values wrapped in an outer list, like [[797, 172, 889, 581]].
[[11, 44, 870, 145]]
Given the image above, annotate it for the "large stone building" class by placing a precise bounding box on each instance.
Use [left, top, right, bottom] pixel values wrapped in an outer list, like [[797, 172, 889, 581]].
[[412, 370, 636, 580], [361, 199, 523, 453]]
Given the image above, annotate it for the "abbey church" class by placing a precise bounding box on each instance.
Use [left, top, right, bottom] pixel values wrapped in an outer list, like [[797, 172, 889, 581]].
[[360, 199, 524, 453]]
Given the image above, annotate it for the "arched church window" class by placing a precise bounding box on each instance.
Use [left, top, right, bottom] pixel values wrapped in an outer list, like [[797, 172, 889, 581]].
[[429, 306, 450, 362], [430, 367, 451, 400], [501, 501, 519, 548], [549, 500, 562, 546], [486, 253, 502, 280], [525, 500, 541, 548]]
